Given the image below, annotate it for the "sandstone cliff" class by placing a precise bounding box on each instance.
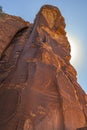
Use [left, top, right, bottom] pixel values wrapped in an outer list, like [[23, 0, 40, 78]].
[[0, 5, 87, 130]]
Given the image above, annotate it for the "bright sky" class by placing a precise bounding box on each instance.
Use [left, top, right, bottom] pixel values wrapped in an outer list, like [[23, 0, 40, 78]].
[[0, 0, 87, 93]]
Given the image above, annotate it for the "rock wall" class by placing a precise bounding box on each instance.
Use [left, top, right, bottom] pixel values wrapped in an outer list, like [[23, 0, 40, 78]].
[[0, 5, 87, 130]]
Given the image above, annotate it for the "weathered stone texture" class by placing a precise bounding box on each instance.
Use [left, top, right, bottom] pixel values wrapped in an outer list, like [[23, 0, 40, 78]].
[[0, 5, 87, 130]]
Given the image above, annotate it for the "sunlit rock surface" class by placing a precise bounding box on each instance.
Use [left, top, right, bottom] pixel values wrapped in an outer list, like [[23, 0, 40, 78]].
[[0, 5, 87, 130]]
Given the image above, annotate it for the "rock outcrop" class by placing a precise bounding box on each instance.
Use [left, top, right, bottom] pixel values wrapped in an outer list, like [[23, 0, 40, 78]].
[[0, 5, 87, 130]]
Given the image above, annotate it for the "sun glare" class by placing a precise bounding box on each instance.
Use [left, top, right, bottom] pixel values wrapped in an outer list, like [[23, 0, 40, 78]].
[[67, 33, 84, 68]]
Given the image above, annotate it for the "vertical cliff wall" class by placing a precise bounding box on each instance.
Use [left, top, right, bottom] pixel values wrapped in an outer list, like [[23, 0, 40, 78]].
[[0, 5, 87, 130]]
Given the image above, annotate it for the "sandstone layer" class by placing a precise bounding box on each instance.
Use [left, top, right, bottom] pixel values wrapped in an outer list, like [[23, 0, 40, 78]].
[[0, 5, 87, 130]]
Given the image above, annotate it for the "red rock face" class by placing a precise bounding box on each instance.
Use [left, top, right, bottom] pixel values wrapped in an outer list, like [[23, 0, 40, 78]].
[[0, 5, 87, 130]]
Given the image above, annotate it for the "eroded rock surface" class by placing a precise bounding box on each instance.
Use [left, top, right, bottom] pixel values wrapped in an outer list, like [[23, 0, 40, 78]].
[[0, 5, 87, 130]]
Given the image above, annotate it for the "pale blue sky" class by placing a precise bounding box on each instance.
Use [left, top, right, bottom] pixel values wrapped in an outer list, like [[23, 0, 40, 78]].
[[0, 0, 87, 93]]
